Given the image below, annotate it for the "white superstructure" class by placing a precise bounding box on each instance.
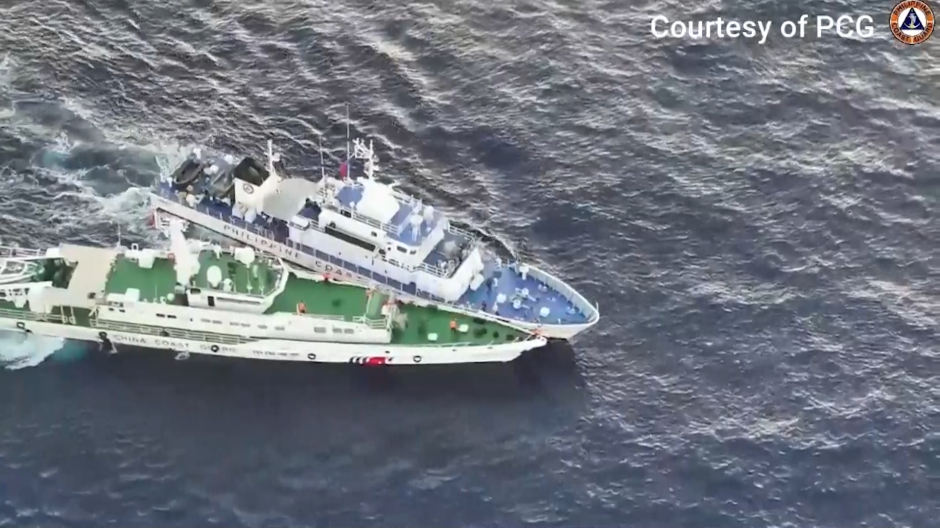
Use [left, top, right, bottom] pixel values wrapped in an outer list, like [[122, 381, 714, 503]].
[[0, 225, 547, 366], [151, 136, 599, 340]]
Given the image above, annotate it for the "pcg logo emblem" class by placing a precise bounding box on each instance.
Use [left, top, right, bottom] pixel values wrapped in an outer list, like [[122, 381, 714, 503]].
[[890, 0, 934, 45]]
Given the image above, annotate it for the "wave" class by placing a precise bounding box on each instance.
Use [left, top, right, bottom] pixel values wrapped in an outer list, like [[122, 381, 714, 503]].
[[0, 330, 65, 370], [0, 58, 188, 370]]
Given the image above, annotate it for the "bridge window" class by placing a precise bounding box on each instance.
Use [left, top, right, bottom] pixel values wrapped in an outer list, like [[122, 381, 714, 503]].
[[314, 327, 326, 333], [396, 246, 407, 254], [332, 328, 342, 334], [371, 231, 378, 237], [258, 325, 268, 329], [324, 225, 376, 252], [343, 328, 354, 334]]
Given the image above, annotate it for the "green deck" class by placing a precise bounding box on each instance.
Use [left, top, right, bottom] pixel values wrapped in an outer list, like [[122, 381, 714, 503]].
[[264, 274, 378, 319], [2, 248, 532, 348], [105, 256, 177, 302], [392, 304, 528, 346], [104, 251, 278, 303], [102, 251, 381, 322]]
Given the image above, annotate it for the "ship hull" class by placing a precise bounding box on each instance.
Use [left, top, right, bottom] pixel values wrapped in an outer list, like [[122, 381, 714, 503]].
[[0, 318, 547, 365], [151, 194, 599, 340]]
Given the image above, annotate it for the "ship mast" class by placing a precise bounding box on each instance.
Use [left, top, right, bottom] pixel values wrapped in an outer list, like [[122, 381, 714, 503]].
[[319, 135, 325, 181], [345, 104, 350, 172]]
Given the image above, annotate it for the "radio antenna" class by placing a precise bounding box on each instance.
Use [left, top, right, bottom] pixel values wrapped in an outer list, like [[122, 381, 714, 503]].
[[319, 135, 325, 181]]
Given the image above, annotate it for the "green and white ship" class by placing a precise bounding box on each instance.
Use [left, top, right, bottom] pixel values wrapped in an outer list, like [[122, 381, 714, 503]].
[[0, 222, 546, 365]]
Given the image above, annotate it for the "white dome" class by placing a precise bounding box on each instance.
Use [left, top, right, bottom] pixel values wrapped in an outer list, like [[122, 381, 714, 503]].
[[206, 266, 223, 288]]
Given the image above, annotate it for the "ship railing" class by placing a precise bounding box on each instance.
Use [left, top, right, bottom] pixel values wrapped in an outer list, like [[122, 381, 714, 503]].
[[349, 209, 388, 233], [323, 212, 477, 276], [354, 316, 388, 329], [278, 230, 453, 283], [417, 261, 448, 278], [181, 234, 284, 264], [319, 186, 468, 241], [90, 318, 254, 345], [157, 187, 484, 311], [384, 187, 477, 242], [189, 201, 282, 241], [204, 286, 273, 299], [166, 184, 457, 284], [318, 191, 402, 237], [525, 266, 594, 321], [411, 334, 540, 348], [155, 186, 281, 241], [294, 214, 319, 230], [388, 187, 440, 219], [290, 308, 386, 329], [0, 246, 46, 259], [447, 224, 476, 241], [0, 307, 65, 322]]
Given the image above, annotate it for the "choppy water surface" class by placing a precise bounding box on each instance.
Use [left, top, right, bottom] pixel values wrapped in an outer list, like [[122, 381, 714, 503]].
[[0, 0, 937, 526]]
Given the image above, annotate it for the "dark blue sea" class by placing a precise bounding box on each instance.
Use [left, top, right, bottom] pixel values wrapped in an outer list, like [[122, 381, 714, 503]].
[[0, 0, 937, 526]]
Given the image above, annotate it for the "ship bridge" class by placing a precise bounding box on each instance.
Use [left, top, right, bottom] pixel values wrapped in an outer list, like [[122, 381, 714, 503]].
[[253, 178, 322, 222], [315, 138, 451, 248], [33, 245, 119, 311], [330, 182, 446, 246]]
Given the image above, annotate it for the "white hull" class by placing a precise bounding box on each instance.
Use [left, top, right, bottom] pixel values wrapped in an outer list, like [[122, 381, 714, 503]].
[[152, 196, 599, 340], [0, 318, 548, 365]]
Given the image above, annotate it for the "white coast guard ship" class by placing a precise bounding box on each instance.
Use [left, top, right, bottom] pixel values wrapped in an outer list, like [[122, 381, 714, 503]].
[[149, 138, 599, 340], [0, 221, 546, 365]]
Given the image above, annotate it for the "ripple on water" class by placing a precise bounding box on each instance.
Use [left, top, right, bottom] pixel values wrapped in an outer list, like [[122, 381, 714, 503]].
[[0, 0, 937, 526]]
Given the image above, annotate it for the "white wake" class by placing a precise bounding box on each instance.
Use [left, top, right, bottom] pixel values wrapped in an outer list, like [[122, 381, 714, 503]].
[[0, 331, 66, 370]]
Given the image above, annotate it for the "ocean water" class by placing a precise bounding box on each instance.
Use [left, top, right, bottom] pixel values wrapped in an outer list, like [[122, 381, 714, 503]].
[[0, 0, 937, 526]]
